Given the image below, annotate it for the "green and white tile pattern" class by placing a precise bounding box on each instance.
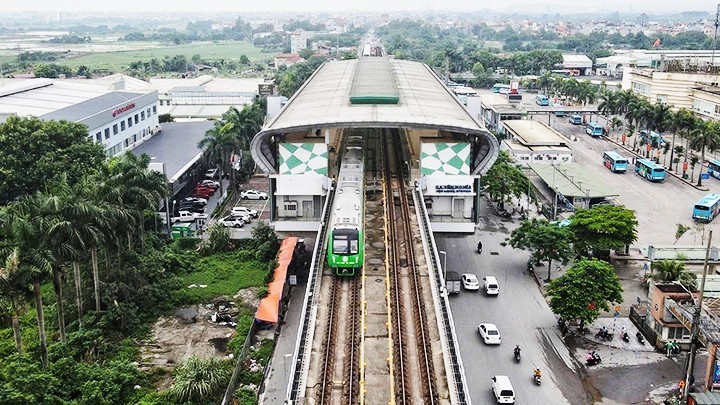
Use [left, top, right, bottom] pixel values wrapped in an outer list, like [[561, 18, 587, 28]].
[[278, 143, 328, 175], [421, 142, 471, 175]]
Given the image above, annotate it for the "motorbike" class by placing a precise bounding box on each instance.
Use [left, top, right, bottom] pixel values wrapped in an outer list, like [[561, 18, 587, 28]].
[[527, 262, 535, 275], [621, 331, 630, 343], [558, 318, 568, 336], [586, 352, 601, 366], [477, 242, 483, 254], [595, 329, 613, 341], [514, 350, 521, 363], [533, 374, 541, 385], [636, 331, 645, 345]]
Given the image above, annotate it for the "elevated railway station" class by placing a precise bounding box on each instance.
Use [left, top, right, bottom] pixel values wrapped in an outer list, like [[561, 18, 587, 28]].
[[251, 55, 496, 404], [251, 56, 499, 233]]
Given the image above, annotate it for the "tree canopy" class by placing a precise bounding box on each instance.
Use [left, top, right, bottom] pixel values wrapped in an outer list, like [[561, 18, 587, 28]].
[[0, 116, 106, 205], [482, 151, 531, 210], [546, 259, 624, 330], [507, 218, 575, 281], [568, 204, 639, 255]]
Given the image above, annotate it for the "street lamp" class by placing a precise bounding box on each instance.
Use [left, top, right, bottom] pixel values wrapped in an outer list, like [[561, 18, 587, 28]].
[[552, 185, 559, 220], [439, 250, 447, 283]]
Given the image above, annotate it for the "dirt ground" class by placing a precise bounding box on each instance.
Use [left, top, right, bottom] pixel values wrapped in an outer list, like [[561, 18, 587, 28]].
[[139, 287, 261, 389]]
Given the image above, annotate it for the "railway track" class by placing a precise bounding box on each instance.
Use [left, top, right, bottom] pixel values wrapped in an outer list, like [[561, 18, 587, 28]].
[[316, 276, 361, 405], [384, 130, 438, 404]]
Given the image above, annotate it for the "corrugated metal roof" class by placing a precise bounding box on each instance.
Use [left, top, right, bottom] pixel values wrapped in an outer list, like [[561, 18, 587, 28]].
[[529, 163, 617, 198], [259, 58, 487, 136], [504, 120, 569, 146], [0, 79, 110, 117], [349, 57, 399, 104], [41, 91, 143, 122]]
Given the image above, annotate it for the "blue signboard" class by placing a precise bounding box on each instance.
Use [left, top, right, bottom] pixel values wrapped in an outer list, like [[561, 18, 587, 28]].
[[702, 173, 710, 180], [714, 360, 720, 385]]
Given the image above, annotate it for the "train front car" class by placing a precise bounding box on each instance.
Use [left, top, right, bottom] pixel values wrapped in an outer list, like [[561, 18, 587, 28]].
[[327, 138, 365, 276]]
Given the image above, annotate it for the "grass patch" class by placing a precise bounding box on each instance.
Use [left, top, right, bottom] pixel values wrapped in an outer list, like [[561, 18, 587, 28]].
[[60, 41, 272, 70], [176, 252, 266, 304]]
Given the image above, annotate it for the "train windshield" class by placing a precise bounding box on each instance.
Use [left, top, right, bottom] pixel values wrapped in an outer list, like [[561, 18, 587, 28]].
[[332, 230, 359, 255]]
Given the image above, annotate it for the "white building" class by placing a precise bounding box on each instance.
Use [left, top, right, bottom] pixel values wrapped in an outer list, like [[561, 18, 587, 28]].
[[290, 29, 309, 54], [622, 67, 720, 111], [66, 74, 268, 120], [561, 54, 593, 76], [501, 120, 574, 166], [0, 78, 159, 157]]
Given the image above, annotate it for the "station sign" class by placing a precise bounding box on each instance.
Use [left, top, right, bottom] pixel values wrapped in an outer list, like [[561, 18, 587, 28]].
[[424, 175, 475, 196], [112, 102, 136, 117]]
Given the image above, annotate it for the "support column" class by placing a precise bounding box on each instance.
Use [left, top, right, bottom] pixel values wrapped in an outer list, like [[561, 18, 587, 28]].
[[705, 344, 718, 392]]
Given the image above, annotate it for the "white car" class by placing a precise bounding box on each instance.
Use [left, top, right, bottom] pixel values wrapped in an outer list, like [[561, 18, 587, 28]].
[[491, 375, 515, 404], [240, 189, 268, 200], [231, 206, 258, 218], [205, 168, 219, 179], [200, 179, 220, 188], [483, 276, 499, 295], [461, 273, 480, 291], [227, 213, 252, 224], [182, 197, 207, 205], [478, 323, 501, 345], [219, 216, 245, 228]]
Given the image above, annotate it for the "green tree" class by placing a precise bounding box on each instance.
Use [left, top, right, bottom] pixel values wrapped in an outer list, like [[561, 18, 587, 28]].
[[668, 108, 695, 172], [568, 205, 638, 256], [507, 218, 575, 281], [650, 259, 696, 288], [687, 119, 720, 186], [482, 151, 531, 210], [0, 116, 105, 205], [0, 247, 29, 355], [546, 259, 624, 331], [199, 121, 239, 197], [168, 356, 231, 403]]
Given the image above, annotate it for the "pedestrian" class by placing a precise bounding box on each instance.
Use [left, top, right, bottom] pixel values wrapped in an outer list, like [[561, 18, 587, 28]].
[[520, 206, 525, 215]]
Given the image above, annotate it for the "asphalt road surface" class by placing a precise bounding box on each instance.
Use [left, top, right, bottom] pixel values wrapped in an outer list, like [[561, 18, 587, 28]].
[[438, 210, 589, 404]]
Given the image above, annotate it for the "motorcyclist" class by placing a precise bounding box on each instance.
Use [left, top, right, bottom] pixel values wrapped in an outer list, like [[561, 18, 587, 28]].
[[477, 241, 483, 253], [514, 345, 521, 357], [534, 368, 542, 379]]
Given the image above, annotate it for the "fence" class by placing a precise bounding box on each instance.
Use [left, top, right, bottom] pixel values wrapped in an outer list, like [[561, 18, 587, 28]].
[[630, 306, 658, 348]]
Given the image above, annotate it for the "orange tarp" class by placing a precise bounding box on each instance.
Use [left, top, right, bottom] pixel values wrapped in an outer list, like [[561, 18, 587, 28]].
[[255, 237, 297, 323]]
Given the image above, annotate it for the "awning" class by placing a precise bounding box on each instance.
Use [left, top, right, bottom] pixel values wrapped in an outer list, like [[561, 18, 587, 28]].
[[255, 237, 297, 323]]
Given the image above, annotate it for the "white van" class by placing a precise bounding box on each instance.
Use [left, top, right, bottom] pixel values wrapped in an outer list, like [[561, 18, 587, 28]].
[[491, 375, 515, 404], [484, 276, 499, 296]]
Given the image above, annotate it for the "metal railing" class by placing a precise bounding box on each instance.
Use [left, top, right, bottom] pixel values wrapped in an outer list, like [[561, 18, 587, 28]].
[[629, 306, 658, 348], [284, 185, 336, 403], [413, 183, 471, 405], [665, 299, 720, 346]]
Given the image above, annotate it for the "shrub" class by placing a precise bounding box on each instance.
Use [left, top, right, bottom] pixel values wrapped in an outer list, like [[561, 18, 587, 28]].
[[167, 356, 231, 404]]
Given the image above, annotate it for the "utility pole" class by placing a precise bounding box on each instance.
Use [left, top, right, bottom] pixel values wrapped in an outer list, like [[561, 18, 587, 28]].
[[710, 4, 719, 73], [683, 230, 713, 400]]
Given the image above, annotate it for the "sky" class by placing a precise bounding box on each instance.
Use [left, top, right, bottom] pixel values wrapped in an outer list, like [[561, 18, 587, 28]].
[[2, 0, 716, 14]]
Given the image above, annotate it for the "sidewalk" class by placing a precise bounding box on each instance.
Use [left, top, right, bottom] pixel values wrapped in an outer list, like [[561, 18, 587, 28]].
[[258, 282, 308, 404]]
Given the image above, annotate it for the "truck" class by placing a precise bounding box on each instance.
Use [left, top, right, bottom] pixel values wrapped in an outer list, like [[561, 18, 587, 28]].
[[445, 271, 462, 295], [171, 210, 208, 223]]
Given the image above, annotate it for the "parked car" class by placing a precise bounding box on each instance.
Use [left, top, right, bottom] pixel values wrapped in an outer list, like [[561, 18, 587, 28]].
[[231, 206, 258, 218], [200, 179, 219, 188], [226, 213, 252, 224], [191, 190, 213, 199], [461, 273, 480, 291], [205, 168, 219, 179], [219, 216, 245, 228], [177, 204, 205, 214], [171, 210, 208, 223], [478, 323, 501, 345], [194, 184, 216, 193], [240, 189, 268, 200], [182, 197, 207, 205]]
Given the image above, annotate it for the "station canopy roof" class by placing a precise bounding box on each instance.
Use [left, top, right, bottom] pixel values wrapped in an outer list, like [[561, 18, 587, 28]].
[[529, 163, 618, 199], [258, 57, 488, 136]]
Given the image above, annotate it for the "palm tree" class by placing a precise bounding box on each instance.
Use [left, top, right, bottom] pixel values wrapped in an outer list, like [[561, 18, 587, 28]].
[[688, 119, 720, 186], [651, 260, 696, 288], [668, 108, 696, 172], [647, 102, 672, 160], [610, 117, 623, 140], [598, 91, 619, 118], [625, 97, 651, 151], [4, 198, 53, 367], [537, 72, 553, 95], [199, 121, 240, 196], [0, 247, 28, 355]]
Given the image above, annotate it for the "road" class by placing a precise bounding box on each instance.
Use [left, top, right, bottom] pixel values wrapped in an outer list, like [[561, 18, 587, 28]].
[[438, 207, 588, 405], [544, 114, 720, 248]]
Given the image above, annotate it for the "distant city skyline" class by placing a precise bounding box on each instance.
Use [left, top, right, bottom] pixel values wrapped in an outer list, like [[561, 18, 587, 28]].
[[3, 0, 716, 14]]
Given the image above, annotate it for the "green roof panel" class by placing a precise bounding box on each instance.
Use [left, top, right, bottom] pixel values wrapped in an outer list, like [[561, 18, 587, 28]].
[[349, 57, 400, 105]]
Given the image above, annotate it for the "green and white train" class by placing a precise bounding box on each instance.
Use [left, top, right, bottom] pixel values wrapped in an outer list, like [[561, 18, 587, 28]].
[[327, 135, 365, 276]]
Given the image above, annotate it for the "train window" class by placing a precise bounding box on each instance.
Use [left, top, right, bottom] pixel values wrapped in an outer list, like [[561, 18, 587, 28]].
[[350, 240, 358, 254], [333, 238, 349, 254]]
